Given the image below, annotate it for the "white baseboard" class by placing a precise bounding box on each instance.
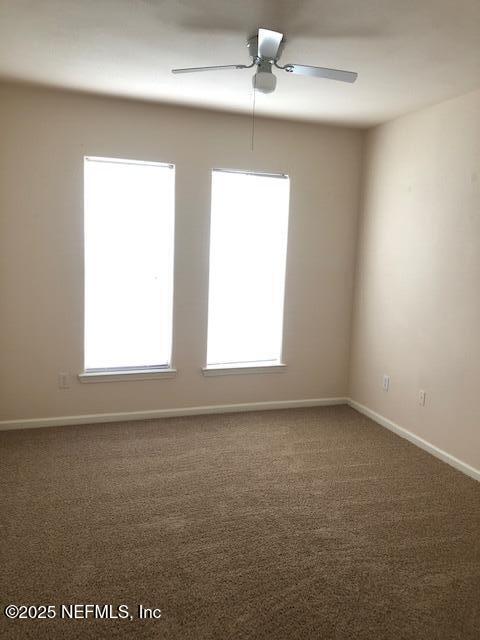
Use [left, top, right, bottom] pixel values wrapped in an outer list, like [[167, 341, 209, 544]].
[[3, 396, 477, 483], [348, 399, 480, 483], [0, 397, 347, 431]]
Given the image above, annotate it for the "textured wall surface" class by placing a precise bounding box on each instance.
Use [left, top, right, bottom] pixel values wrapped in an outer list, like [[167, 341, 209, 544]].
[[0, 82, 363, 421], [350, 88, 480, 470]]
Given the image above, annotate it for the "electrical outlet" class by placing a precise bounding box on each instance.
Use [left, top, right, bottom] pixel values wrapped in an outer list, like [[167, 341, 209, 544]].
[[58, 372, 70, 389], [383, 374, 390, 392], [419, 390, 426, 406]]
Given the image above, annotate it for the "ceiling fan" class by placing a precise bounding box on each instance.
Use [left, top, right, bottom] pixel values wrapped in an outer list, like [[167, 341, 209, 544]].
[[172, 28, 358, 94]]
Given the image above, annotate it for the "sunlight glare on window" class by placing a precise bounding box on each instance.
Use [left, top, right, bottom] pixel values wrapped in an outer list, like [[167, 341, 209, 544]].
[[207, 170, 290, 368], [84, 157, 175, 371]]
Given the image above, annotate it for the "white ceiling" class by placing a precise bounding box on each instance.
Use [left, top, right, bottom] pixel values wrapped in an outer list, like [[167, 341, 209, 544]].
[[1, 0, 480, 127]]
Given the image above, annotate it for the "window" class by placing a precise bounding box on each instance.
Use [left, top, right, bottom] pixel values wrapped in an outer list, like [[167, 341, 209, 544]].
[[83, 156, 175, 375], [206, 169, 290, 371]]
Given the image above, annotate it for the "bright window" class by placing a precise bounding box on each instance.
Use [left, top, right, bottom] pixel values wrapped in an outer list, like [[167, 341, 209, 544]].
[[84, 156, 175, 371], [206, 169, 290, 368]]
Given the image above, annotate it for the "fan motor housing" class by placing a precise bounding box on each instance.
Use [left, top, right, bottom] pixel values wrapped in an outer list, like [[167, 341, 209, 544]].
[[253, 60, 277, 93]]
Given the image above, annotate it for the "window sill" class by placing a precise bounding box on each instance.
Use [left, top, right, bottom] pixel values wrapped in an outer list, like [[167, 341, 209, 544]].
[[202, 363, 287, 377], [78, 368, 177, 383]]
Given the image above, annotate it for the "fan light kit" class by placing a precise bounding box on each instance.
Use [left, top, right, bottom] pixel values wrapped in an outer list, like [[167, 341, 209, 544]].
[[172, 28, 358, 94]]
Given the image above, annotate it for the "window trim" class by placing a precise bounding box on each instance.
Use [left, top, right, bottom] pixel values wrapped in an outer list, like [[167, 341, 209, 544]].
[[213, 167, 289, 180], [85, 155, 174, 169], [202, 362, 287, 377], [204, 168, 290, 373], [83, 155, 176, 374], [78, 366, 177, 383]]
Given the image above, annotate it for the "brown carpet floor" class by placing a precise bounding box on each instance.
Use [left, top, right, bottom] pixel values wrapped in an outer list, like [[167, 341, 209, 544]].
[[1, 405, 479, 639]]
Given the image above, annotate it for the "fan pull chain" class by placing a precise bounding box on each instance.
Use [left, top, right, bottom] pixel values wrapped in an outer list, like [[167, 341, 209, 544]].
[[251, 75, 257, 152]]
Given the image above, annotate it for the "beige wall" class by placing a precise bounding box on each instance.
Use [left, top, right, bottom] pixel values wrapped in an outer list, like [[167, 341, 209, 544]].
[[0, 82, 363, 421], [349, 88, 480, 470]]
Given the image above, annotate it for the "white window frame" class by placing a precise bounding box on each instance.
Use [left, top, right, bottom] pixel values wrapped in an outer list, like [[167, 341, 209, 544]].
[[203, 168, 290, 376], [79, 155, 177, 383]]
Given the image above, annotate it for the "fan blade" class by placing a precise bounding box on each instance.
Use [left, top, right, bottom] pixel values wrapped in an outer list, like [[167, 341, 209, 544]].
[[285, 64, 357, 83], [172, 64, 248, 74], [257, 28, 284, 60]]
